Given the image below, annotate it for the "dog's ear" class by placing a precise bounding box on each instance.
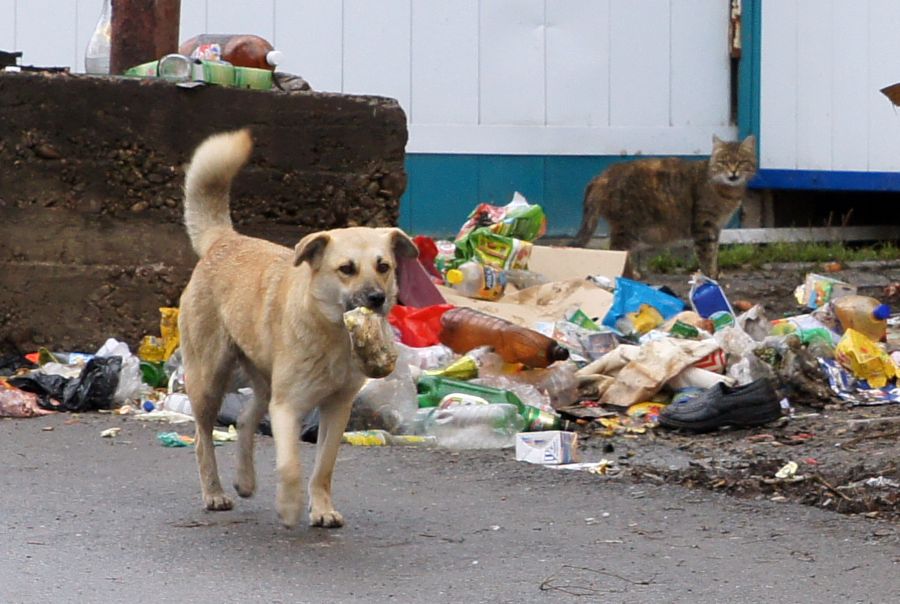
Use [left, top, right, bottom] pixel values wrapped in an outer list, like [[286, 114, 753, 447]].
[[388, 228, 418, 259], [294, 232, 330, 268]]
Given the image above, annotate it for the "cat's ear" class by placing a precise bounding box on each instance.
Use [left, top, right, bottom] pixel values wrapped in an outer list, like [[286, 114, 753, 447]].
[[740, 135, 757, 154], [711, 134, 725, 150]]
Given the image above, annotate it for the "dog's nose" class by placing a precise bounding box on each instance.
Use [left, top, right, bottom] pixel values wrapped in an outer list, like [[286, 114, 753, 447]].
[[365, 291, 386, 310]]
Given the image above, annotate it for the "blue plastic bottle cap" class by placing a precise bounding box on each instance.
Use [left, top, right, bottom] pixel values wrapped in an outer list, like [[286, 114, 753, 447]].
[[142, 400, 156, 412], [873, 304, 891, 320]]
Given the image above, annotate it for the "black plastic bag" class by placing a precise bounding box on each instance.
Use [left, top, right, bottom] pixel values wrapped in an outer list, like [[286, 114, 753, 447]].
[[9, 373, 69, 410], [10, 356, 122, 412], [0, 355, 38, 377]]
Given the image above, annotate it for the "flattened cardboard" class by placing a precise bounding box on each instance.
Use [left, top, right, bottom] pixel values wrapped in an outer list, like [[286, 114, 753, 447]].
[[528, 245, 627, 282], [438, 279, 613, 329]]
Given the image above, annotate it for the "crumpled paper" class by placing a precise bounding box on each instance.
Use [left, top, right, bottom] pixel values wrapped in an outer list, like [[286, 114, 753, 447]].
[[578, 338, 721, 406]]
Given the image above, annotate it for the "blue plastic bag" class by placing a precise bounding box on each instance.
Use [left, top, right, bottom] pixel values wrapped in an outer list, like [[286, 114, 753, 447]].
[[602, 277, 686, 330]]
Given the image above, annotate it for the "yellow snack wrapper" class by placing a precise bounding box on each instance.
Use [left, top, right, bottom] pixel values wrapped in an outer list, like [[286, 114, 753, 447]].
[[834, 328, 896, 388], [160, 307, 180, 360]]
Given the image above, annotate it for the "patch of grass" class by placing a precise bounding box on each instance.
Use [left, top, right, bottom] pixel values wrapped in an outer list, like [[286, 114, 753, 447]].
[[719, 241, 900, 268], [646, 242, 900, 273], [646, 250, 693, 273]]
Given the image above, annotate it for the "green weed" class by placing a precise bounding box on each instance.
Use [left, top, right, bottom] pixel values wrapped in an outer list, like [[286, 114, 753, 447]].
[[646, 242, 900, 273]]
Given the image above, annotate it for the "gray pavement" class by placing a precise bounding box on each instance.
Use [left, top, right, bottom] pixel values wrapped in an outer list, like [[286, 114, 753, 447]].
[[2, 412, 898, 603]]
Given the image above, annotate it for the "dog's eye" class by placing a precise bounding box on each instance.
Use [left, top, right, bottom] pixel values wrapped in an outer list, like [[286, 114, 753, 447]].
[[376, 261, 391, 274], [338, 262, 357, 276]]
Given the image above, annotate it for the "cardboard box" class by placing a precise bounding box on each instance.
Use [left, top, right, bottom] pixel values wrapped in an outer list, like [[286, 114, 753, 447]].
[[528, 245, 627, 282], [515, 431, 580, 465]]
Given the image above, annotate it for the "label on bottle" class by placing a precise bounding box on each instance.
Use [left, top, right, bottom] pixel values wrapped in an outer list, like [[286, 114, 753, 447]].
[[475, 265, 507, 301], [191, 43, 222, 61], [438, 393, 490, 408]]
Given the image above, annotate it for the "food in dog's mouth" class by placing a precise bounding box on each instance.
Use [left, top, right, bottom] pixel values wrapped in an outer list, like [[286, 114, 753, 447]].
[[343, 306, 398, 378]]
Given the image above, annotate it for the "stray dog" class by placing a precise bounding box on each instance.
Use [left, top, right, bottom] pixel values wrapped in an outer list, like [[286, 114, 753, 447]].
[[178, 129, 417, 528]]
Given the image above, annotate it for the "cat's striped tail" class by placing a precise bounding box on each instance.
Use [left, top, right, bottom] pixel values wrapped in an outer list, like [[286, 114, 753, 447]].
[[570, 179, 602, 247]]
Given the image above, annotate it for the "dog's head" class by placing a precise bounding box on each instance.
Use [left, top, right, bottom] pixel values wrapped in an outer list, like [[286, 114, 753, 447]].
[[293, 227, 418, 323]]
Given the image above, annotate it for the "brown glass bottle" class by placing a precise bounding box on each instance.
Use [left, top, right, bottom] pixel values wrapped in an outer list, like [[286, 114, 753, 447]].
[[439, 307, 569, 368], [179, 34, 283, 70]]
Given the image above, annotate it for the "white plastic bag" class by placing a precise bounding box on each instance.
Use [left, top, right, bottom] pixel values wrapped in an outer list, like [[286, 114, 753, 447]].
[[95, 338, 146, 404]]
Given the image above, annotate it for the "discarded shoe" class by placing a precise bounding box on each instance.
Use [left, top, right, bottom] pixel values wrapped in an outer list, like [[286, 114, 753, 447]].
[[658, 378, 782, 432]]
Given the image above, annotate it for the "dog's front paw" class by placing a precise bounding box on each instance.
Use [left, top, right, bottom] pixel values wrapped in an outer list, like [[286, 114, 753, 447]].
[[309, 509, 344, 528], [276, 491, 304, 528], [204, 493, 234, 511], [233, 474, 256, 498]]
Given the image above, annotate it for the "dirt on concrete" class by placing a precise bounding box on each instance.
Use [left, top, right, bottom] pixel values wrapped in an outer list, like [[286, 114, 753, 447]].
[[577, 261, 900, 521]]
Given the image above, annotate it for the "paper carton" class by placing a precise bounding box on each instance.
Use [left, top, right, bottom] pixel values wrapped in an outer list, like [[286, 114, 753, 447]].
[[515, 431, 580, 465], [528, 245, 627, 282]]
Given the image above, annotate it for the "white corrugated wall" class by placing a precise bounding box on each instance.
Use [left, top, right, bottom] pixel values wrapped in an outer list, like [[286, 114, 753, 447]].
[[760, 0, 900, 172], [1, 0, 735, 156]]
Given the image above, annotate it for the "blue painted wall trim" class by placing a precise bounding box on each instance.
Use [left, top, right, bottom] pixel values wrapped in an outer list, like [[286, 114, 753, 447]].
[[753, 169, 900, 192], [738, 0, 761, 143], [401, 153, 708, 238]]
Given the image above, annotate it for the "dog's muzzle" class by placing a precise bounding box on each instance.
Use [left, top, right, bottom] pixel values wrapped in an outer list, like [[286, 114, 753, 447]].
[[347, 288, 387, 313]]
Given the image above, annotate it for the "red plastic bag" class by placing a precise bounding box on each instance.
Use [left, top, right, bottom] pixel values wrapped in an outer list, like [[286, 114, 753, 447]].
[[412, 235, 442, 281], [389, 304, 454, 347]]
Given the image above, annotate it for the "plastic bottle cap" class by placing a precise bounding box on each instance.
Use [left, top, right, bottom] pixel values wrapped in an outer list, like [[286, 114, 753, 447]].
[[445, 269, 463, 285], [873, 304, 891, 320], [548, 343, 570, 362], [266, 49, 284, 67]]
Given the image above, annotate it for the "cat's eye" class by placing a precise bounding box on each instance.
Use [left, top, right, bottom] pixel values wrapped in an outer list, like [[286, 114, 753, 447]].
[[338, 262, 357, 276]]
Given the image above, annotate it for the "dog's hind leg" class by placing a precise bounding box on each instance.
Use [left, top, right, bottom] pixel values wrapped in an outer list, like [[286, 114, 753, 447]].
[[183, 331, 237, 511], [233, 361, 270, 499], [308, 387, 357, 528]]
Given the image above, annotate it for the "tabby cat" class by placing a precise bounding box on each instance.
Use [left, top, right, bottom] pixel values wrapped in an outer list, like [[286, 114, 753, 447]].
[[571, 135, 757, 278]]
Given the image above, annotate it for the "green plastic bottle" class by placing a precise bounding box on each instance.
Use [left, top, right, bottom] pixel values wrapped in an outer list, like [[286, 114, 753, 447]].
[[415, 375, 575, 431]]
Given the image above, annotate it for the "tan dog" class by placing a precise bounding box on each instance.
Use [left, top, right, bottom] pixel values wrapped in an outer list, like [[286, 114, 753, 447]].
[[178, 129, 417, 528]]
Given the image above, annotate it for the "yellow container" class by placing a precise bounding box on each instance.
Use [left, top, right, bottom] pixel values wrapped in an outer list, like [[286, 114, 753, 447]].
[[160, 307, 180, 360]]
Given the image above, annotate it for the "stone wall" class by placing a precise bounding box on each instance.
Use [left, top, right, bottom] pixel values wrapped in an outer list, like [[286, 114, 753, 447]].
[[0, 71, 408, 354]]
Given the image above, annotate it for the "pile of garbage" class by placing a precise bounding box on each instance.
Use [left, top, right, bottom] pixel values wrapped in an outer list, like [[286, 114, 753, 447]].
[[2, 195, 899, 471]]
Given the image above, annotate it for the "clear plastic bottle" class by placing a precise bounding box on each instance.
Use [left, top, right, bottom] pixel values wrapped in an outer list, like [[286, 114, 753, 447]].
[[422, 403, 524, 449], [831, 295, 891, 342], [178, 34, 283, 70], [424, 346, 506, 380], [394, 342, 455, 371], [445, 261, 507, 301], [439, 307, 569, 368], [163, 392, 192, 416], [520, 362, 581, 409], [84, 0, 112, 74]]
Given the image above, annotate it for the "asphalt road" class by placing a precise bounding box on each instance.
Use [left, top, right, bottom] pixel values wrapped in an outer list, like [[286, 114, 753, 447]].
[[2, 413, 898, 603]]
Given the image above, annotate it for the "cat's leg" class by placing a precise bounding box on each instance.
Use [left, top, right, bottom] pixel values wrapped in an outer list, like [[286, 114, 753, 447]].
[[610, 228, 641, 279], [694, 234, 720, 278]]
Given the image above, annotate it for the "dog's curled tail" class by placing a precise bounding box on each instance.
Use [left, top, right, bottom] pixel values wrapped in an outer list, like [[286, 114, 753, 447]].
[[183, 128, 253, 257]]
